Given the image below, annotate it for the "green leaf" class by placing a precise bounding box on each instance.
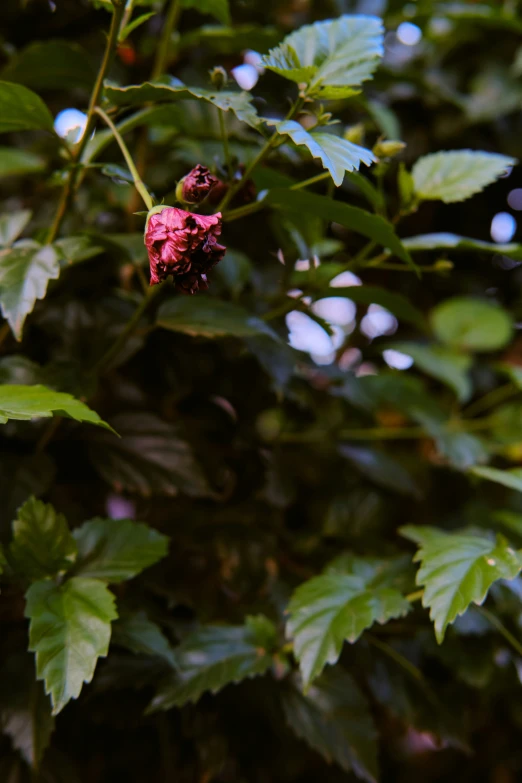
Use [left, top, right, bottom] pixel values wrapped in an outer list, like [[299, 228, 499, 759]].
[[400, 525, 522, 642], [2, 41, 95, 91], [470, 465, 522, 493], [103, 79, 260, 129], [119, 12, 156, 42], [287, 559, 410, 686], [157, 297, 278, 339], [265, 189, 415, 269], [0, 148, 45, 179], [314, 286, 425, 329], [412, 151, 515, 203], [149, 625, 273, 711], [112, 611, 176, 667], [26, 577, 118, 715], [9, 497, 77, 581], [390, 342, 473, 401], [282, 668, 378, 783], [261, 15, 384, 99], [339, 444, 420, 498], [88, 412, 208, 497], [402, 232, 522, 261], [431, 297, 513, 352], [0, 81, 54, 133], [0, 210, 32, 247], [0, 243, 60, 339], [72, 517, 168, 583], [181, 0, 230, 25], [54, 236, 105, 266], [0, 384, 113, 431], [266, 120, 375, 186], [178, 24, 280, 55]]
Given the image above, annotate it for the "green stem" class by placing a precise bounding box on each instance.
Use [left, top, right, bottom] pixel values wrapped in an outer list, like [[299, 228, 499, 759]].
[[367, 634, 423, 681], [290, 171, 331, 191], [463, 382, 518, 419], [218, 109, 233, 179], [406, 589, 424, 603], [46, 1, 126, 243], [119, 0, 136, 38], [92, 282, 164, 375], [223, 199, 265, 222], [151, 0, 182, 80], [477, 605, 522, 658], [217, 95, 306, 213], [94, 107, 153, 210]]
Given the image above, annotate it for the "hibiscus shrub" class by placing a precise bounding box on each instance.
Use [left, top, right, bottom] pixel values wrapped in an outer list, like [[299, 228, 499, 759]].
[[1, 0, 522, 780]]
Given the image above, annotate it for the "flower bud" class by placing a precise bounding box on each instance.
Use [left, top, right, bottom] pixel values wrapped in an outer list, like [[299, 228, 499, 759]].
[[344, 123, 365, 146], [177, 164, 218, 205], [145, 206, 226, 293], [372, 140, 407, 158], [209, 66, 228, 90], [434, 259, 454, 272]]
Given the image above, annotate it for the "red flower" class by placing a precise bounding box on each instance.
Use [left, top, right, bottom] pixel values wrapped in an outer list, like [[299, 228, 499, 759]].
[[180, 164, 218, 204], [145, 207, 226, 293]]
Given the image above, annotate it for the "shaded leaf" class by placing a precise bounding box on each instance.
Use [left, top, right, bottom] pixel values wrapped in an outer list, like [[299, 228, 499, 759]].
[[283, 668, 378, 783], [157, 296, 278, 339], [0, 243, 60, 339], [119, 12, 156, 41], [470, 465, 522, 493], [316, 286, 425, 329], [26, 577, 118, 715], [266, 120, 375, 186], [339, 444, 421, 498], [0, 148, 45, 179], [261, 15, 384, 99], [88, 412, 209, 497], [400, 525, 522, 642], [431, 297, 513, 352], [9, 497, 77, 581], [0, 81, 54, 133], [0, 210, 32, 247], [72, 517, 168, 583], [149, 625, 273, 710], [2, 681, 54, 770], [178, 24, 280, 55], [287, 559, 410, 686], [2, 41, 95, 91], [402, 232, 522, 260], [181, 0, 230, 25], [112, 611, 177, 667], [0, 385, 113, 430], [412, 150, 515, 203], [390, 342, 473, 401]]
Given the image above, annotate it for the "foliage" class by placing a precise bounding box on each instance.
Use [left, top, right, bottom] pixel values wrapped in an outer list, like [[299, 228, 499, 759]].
[[1, 0, 522, 780]]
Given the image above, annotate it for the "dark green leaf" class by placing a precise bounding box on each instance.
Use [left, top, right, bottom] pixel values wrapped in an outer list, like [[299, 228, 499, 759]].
[[26, 577, 118, 715], [339, 444, 421, 498], [470, 465, 522, 492], [72, 517, 168, 583], [400, 525, 522, 642], [181, 0, 230, 25], [0, 385, 113, 430], [9, 497, 77, 581], [2, 41, 95, 91], [316, 286, 425, 329], [149, 625, 273, 710], [390, 342, 473, 401], [283, 668, 378, 783], [0, 148, 45, 179], [157, 296, 278, 339], [0, 81, 54, 133], [111, 611, 176, 667], [431, 297, 513, 352]]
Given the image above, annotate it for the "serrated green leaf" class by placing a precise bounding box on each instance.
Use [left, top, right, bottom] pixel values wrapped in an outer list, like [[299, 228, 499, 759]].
[[157, 297, 278, 339], [470, 465, 522, 492], [0, 210, 32, 247], [9, 497, 77, 581], [0, 81, 54, 133], [390, 342, 473, 401], [112, 611, 176, 667], [0, 243, 60, 339], [412, 151, 515, 203], [0, 384, 112, 431], [0, 148, 44, 179], [26, 577, 118, 715], [402, 232, 522, 261], [2, 41, 95, 91], [53, 236, 104, 266], [103, 80, 260, 128], [400, 525, 522, 642], [181, 0, 230, 25], [261, 15, 384, 98], [148, 625, 273, 711], [72, 517, 168, 583], [431, 297, 513, 352], [287, 559, 410, 686], [283, 668, 378, 783], [266, 120, 375, 186], [265, 189, 415, 269], [2, 680, 54, 771]]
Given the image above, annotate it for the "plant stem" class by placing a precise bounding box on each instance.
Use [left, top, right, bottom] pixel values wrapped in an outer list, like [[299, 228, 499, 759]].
[[218, 109, 233, 179], [46, 1, 126, 243], [405, 589, 424, 603], [463, 382, 518, 419], [92, 282, 164, 375], [223, 199, 265, 222], [477, 605, 522, 658], [290, 171, 331, 190], [151, 0, 182, 80], [94, 107, 153, 210], [367, 634, 423, 681]]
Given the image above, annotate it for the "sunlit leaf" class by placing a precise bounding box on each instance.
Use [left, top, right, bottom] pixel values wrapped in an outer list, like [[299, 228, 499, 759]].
[[402, 232, 522, 261], [0, 384, 113, 431], [412, 150, 515, 203], [431, 297, 513, 352]]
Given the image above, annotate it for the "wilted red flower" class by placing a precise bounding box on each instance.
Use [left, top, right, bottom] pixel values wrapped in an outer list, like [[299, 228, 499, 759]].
[[180, 164, 218, 204], [145, 207, 226, 293]]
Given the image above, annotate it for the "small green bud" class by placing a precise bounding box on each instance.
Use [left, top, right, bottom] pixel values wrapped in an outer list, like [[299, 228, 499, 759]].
[[209, 66, 227, 90], [344, 123, 365, 146], [373, 139, 407, 158], [434, 259, 454, 272]]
